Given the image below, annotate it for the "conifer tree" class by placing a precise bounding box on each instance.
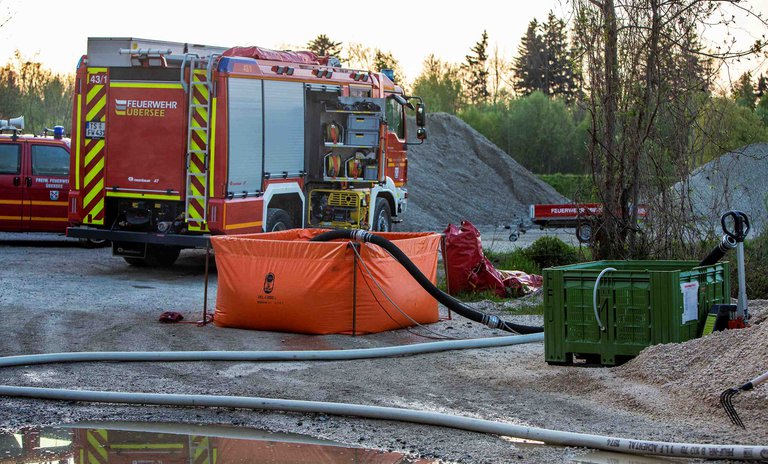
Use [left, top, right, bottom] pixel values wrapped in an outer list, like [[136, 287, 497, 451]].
[[306, 34, 342, 57], [463, 30, 490, 104]]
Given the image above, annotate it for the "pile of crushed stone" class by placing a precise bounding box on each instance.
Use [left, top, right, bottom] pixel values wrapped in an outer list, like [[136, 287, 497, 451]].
[[617, 300, 768, 433], [402, 113, 565, 232], [675, 143, 768, 236]]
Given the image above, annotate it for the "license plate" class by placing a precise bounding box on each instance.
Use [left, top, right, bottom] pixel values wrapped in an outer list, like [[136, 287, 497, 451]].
[[85, 121, 105, 139]]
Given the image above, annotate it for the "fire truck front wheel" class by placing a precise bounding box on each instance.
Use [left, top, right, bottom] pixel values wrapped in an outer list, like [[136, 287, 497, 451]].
[[123, 245, 182, 267], [373, 198, 392, 232], [266, 208, 293, 232]]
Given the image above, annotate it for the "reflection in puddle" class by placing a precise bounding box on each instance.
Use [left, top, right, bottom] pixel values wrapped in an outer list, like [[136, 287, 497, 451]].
[[571, 449, 681, 463], [1, 422, 435, 463]]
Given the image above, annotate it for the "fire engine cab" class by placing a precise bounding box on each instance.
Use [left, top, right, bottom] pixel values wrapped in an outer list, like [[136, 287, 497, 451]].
[[0, 117, 72, 233], [67, 37, 426, 266]]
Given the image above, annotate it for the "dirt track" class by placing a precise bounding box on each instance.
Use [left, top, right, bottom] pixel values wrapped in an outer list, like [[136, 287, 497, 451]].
[[0, 233, 765, 463]]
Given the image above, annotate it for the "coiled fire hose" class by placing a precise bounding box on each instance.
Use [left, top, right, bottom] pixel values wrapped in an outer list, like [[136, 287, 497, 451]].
[[309, 229, 543, 334]]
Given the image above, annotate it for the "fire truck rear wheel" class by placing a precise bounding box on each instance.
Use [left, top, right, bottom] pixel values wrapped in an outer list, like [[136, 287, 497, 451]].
[[373, 198, 392, 232], [123, 245, 181, 267], [266, 208, 293, 232], [79, 238, 109, 248]]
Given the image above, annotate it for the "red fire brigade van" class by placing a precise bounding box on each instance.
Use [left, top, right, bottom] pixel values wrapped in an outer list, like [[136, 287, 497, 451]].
[[0, 119, 72, 233]]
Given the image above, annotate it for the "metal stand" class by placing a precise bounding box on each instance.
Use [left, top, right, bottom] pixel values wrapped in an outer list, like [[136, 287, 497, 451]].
[[440, 234, 452, 320], [201, 240, 211, 326], [351, 242, 359, 336]]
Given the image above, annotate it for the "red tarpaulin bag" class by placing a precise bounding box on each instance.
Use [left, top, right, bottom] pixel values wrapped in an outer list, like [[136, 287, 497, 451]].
[[443, 221, 542, 297], [222, 46, 328, 65]]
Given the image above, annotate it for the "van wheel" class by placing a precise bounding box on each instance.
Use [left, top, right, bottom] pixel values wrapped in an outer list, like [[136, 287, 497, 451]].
[[266, 208, 293, 232], [373, 198, 392, 232]]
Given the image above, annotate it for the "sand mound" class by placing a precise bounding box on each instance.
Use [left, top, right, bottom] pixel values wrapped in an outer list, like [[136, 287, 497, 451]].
[[401, 113, 565, 232], [617, 301, 768, 431]]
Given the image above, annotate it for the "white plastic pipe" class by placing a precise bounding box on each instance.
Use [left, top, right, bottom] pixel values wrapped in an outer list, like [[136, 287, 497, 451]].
[[1, 385, 765, 461], [0, 333, 543, 368], [593, 267, 616, 332]]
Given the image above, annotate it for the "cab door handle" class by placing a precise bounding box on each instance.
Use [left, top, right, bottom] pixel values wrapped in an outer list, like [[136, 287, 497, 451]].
[[13, 176, 20, 186], [25, 177, 31, 187]]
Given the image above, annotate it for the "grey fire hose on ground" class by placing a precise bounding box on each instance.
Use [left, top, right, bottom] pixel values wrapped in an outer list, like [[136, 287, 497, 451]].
[[1, 334, 766, 460], [1, 384, 765, 461]]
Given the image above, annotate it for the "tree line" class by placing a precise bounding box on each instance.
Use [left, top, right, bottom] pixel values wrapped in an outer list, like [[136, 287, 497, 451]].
[[0, 51, 73, 135]]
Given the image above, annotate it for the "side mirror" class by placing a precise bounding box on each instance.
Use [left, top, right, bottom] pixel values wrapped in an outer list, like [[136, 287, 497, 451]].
[[416, 103, 426, 127], [416, 127, 427, 141]]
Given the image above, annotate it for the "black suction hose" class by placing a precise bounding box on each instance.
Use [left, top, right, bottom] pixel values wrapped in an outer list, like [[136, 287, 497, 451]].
[[699, 235, 737, 266], [310, 230, 544, 334]]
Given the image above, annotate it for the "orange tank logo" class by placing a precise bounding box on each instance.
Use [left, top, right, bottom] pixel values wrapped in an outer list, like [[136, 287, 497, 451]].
[[263, 272, 275, 294]]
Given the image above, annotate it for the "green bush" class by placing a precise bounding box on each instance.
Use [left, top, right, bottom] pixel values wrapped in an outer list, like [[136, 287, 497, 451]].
[[523, 236, 581, 270], [485, 248, 540, 275]]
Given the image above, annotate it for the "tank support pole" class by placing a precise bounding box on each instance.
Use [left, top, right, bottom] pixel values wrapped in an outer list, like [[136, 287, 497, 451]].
[[351, 242, 359, 336], [201, 240, 211, 326], [440, 234, 452, 321]]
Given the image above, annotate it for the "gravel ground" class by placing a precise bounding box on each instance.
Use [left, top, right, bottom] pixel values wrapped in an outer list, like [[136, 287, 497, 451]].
[[0, 233, 765, 463]]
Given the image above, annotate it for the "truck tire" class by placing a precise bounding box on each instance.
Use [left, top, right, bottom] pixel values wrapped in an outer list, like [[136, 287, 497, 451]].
[[576, 222, 593, 244], [123, 245, 181, 267], [266, 208, 293, 232], [373, 198, 392, 232], [79, 238, 110, 248]]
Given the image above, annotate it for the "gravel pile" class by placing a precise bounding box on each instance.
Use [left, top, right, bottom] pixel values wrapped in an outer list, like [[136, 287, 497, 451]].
[[402, 113, 565, 232], [616, 301, 768, 434], [675, 143, 768, 236]]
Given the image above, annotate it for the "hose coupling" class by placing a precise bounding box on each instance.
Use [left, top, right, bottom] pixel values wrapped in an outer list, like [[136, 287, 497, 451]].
[[352, 230, 373, 243]]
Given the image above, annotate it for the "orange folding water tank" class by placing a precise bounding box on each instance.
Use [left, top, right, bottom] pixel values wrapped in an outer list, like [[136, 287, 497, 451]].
[[212, 229, 441, 335]]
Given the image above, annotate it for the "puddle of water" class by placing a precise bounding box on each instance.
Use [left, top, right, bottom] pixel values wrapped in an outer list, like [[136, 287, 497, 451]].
[[570, 449, 682, 463], [1, 421, 436, 463]]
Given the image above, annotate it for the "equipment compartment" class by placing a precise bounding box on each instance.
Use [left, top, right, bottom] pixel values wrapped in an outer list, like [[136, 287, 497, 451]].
[[346, 131, 378, 147], [346, 114, 379, 132]]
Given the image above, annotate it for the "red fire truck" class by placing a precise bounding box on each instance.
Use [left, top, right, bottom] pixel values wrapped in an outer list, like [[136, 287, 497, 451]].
[[0, 118, 72, 234], [67, 37, 426, 266]]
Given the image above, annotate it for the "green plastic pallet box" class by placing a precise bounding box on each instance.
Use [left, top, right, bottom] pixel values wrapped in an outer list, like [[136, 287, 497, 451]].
[[544, 260, 730, 366]]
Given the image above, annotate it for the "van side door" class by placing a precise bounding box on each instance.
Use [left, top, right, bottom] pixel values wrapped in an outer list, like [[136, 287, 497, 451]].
[[25, 143, 70, 232], [0, 142, 23, 231]]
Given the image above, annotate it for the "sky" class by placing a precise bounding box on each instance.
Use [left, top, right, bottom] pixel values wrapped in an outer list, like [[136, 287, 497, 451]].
[[0, 0, 766, 87]]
